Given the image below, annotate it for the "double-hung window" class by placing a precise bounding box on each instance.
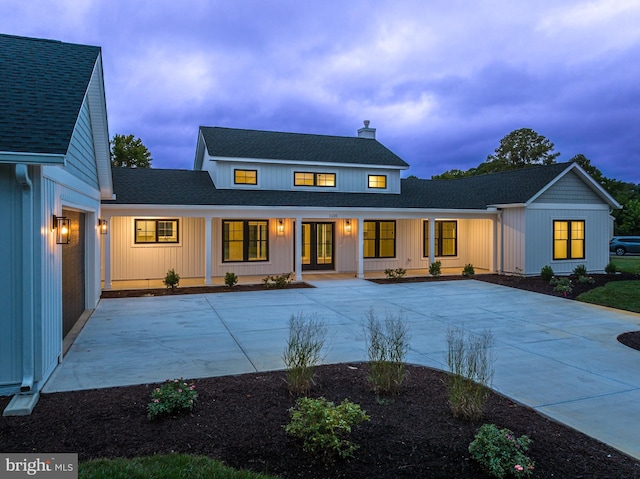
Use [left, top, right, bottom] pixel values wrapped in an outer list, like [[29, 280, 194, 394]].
[[363, 220, 396, 258], [135, 219, 179, 244], [223, 220, 269, 262], [294, 172, 336, 187], [423, 220, 457, 257], [553, 220, 585, 260]]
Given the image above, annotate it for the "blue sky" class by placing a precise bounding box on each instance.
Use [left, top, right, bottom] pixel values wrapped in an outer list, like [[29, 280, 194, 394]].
[[1, 0, 638, 183]]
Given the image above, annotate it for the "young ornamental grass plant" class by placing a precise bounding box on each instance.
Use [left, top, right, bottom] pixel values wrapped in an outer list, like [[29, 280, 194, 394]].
[[445, 327, 495, 421], [147, 378, 198, 420], [284, 397, 370, 459], [469, 423, 535, 478], [364, 308, 410, 396], [282, 312, 327, 396]]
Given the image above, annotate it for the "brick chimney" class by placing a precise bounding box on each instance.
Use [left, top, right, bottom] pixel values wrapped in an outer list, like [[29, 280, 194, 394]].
[[357, 120, 376, 139]]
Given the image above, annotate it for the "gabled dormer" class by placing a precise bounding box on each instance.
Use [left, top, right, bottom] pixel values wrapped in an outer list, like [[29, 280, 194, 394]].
[[193, 123, 408, 193]]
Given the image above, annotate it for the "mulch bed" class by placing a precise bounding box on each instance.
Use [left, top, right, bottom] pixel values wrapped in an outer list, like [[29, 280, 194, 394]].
[[1, 363, 639, 478], [101, 282, 314, 298]]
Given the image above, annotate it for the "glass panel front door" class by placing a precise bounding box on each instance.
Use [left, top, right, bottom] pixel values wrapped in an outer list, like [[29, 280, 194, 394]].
[[302, 222, 334, 270]]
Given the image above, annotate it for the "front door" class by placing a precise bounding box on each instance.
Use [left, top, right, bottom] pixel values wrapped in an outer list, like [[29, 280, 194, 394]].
[[302, 222, 334, 270]]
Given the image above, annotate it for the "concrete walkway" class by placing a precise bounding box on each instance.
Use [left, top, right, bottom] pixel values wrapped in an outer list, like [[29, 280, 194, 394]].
[[45, 278, 640, 460]]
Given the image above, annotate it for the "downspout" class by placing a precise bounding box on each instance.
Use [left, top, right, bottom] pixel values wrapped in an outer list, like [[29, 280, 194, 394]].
[[15, 164, 35, 393]]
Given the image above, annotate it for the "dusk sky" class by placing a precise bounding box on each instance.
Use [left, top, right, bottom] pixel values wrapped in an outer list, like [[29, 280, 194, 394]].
[[1, 0, 638, 183]]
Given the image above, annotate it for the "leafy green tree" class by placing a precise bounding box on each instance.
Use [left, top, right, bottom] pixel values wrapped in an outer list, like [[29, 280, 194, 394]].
[[483, 128, 560, 172], [618, 199, 640, 235], [110, 134, 152, 168]]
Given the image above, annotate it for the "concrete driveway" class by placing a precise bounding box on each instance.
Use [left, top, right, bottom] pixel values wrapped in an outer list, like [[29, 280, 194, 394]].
[[45, 278, 640, 460]]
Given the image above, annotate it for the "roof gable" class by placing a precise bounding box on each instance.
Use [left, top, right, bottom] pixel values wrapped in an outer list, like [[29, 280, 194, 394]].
[[0, 34, 100, 156], [197, 126, 409, 169]]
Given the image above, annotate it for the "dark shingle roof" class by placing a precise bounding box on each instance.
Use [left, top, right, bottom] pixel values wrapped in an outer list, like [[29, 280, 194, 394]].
[[0, 34, 100, 155], [199, 126, 409, 168], [106, 163, 574, 210]]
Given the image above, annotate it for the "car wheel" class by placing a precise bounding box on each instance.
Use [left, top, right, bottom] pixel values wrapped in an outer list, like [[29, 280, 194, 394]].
[[615, 247, 626, 256]]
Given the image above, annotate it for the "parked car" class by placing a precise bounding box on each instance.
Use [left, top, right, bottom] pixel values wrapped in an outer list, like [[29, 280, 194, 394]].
[[610, 236, 640, 255]]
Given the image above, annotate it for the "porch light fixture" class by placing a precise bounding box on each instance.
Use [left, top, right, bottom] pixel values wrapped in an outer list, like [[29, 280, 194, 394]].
[[98, 218, 108, 234], [344, 219, 352, 235], [277, 219, 284, 236], [52, 215, 71, 244]]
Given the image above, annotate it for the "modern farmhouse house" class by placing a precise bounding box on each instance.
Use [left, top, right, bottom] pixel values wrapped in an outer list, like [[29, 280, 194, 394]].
[[101, 125, 620, 287], [0, 34, 112, 414]]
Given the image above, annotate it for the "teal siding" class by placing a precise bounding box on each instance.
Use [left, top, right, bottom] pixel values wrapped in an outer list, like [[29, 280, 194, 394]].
[[65, 99, 99, 189]]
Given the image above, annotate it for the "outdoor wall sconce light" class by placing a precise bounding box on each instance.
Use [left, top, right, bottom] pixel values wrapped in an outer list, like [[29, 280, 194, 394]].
[[344, 219, 352, 235], [52, 215, 71, 244], [98, 218, 108, 234], [277, 219, 285, 236]]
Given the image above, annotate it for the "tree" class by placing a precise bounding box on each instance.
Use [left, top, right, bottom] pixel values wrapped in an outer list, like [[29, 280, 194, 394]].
[[483, 128, 560, 172], [110, 134, 152, 168]]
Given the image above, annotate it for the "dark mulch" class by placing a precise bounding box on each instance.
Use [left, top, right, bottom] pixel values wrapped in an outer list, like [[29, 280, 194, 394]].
[[1, 363, 639, 478], [101, 282, 314, 298]]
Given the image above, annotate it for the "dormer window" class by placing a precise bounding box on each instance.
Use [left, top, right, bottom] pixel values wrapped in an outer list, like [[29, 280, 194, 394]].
[[234, 169, 257, 185], [294, 172, 336, 187], [368, 175, 387, 189]]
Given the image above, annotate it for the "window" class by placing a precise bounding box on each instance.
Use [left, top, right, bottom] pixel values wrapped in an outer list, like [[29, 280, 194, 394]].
[[223, 220, 269, 262], [553, 220, 585, 260], [135, 219, 179, 243], [423, 221, 457, 257], [364, 221, 396, 258], [368, 175, 387, 189], [234, 169, 257, 185], [294, 172, 336, 187]]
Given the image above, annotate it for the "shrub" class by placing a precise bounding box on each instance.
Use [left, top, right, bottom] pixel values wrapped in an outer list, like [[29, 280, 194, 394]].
[[462, 264, 475, 277], [384, 268, 407, 280], [364, 308, 410, 396], [284, 397, 370, 459], [605, 261, 618, 274], [429, 260, 442, 278], [263, 272, 293, 289], [578, 275, 595, 284], [224, 271, 238, 288], [573, 264, 588, 277], [469, 423, 534, 478], [147, 378, 198, 420], [540, 265, 554, 282], [163, 269, 180, 290], [282, 312, 327, 396], [446, 327, 494, 421], [550, 276, 573, 295]]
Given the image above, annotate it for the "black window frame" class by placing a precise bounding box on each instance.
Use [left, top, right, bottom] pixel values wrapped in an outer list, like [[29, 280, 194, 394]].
[[553, 220, 585, 260], [423, 220, 458, 257], [234, 169, 258, 185], [134, 219, 179, 244], [363, 220, 396, 258], [368, 174, 387, 189], [222, 219, 269, 262], [294, 171, 336, 187]]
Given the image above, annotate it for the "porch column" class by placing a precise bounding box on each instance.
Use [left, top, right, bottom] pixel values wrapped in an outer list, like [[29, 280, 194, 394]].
[[428, 216, 436, 267], [204, 216, 212, 285], [295, 217, 302, 282], [356, 217, 364, 278], [103, 215, 112, 290]]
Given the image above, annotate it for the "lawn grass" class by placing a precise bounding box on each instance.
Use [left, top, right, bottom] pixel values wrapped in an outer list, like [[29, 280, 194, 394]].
[[577, 281, 640, 313], [611, 256, 640, 274], [80, 454, 280, 479]]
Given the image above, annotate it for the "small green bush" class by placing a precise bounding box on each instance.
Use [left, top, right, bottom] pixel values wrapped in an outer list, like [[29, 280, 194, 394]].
[[540, 265, 554, 282], [446, 327, 494, 421], [384, 268, 407, 280], [364, 308, 410, 396], [224, 271, 238, 288], [429, 260, 442, 278], [147, 378, 198, 420], [605, 261, 618, 274], [469, 424, 534, 478], [263, 272, 293, 288], [550, 276, 573, 295], [284, 397, 370, 459], [282, 312, 327, 396], [163, 269, 180, 290], [462, 264, 475, 277], [577, 275, 595, 284], [573, 264, 588, 277]]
